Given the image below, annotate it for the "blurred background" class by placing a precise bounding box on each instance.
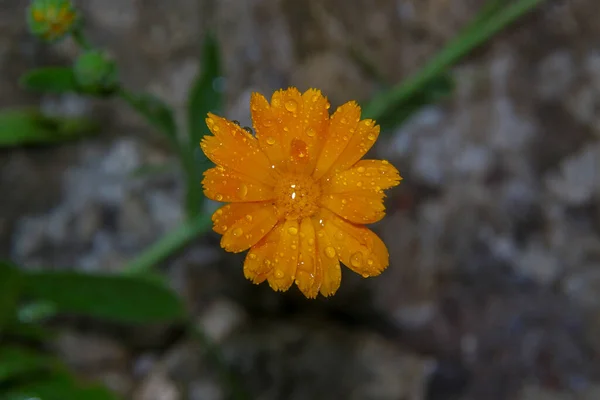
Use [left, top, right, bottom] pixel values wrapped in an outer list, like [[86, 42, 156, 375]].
[[1, 0, 600, 399]]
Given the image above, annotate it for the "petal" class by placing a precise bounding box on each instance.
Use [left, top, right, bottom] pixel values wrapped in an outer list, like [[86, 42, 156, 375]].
[[321, 209, 389, 277], [202, 166, 275, 202], [243, 226, 281, 284], [328, 120, 380, 173], [313, 219, 342, 297], [295, 218, 322, 298], [201, 113, 276, 186], [220, 204, 278, 253], [211, 202, 268, 235], [267, 219, 300, 292], [320, 191, 386, 224], [322, 160, 402, 194], [313, 101, 361, 180]]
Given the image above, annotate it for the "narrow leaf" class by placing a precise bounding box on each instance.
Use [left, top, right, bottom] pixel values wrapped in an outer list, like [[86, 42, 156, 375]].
[[119, 90, 177, 141], [0, 346, 60, 383], [3, 374, 120, 400], [22, 271, 186, 323], [20, 67, 79, 94], [0, 109, 98, 148], [0, 262, 22, 329]]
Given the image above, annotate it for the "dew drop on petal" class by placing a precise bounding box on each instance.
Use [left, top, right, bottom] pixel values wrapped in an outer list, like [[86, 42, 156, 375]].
[[245, 214, 253, 222], [357, 166, 366, 173], [367, 259, 374, 266], [237, 184, 248, 199], [285, 99, 298, 112], [306, 127, 316, 137], [325, 246, 336, 258], [222, 225, 228, 231], [382, 160, 389, 165], [249, 253, 257, 260], [215, 194, 223, 201], [308, 238, 315, 245], [266, 137, 276, 145], [288, 226, 298, 235], [350, 252, 363, 268], [367, 133, 376, 140], [275, 269, 285, 279], [233, 227, 243, 237]]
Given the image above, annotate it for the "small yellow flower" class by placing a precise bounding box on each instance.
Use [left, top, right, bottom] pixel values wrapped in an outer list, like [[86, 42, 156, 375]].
[[27, 0, 78, 42], [200, 87, 402, 298]]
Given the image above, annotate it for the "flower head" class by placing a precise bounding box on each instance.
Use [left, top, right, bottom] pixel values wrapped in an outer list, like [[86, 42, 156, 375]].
[[27, 0, 78, 42], [201, 88, 402, 298], [74, 50, 119, 95]]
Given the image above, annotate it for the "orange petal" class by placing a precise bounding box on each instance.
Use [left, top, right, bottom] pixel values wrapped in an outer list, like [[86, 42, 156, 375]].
[[267, 219, 300, 292], [291, 89, 330, 173], [313, 101, 361, 180], [295, 217, 322, 298], [328, 119, 380, 173], [320, 191, 386, 224], [320, 209, 389, 277], [220, 204, 278, 253], [243, 226, 281, 284], [201, 113, 276, 186], [313, 219, 342, 297], [322, 160, 402, 194], [211, 203, 268, 235], [202, 166, 275, 202]]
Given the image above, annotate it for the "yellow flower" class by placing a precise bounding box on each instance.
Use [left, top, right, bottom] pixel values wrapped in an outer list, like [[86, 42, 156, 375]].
[[200, 87, 402, 298]]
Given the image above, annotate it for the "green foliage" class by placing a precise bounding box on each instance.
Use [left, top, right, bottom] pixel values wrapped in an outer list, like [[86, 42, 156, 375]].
[[0, 108, 98, 148], [0, 346, 61, 383], [119, 90, 178, 141], [20, 67, 79, 93], [73, 50, 119, 95], [0, 263, 22, 329], [22, 270, 187, 323], [3, 374, 120, 400]]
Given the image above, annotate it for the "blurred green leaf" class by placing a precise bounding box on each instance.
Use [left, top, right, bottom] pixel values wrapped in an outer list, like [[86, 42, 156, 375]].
[[19, 67, 79, 93], [188, 32, 223, 147], [364, 0, 546, 125], [2, 322, 55, 342], [123, 213, 212, 274], [119, 90, 177, 141], [0, 108, 98, 148], [0, 262, 22, 329], [377, 73, 454, 131], [3, 374, 120, 400], [0, 346, 60, 383], [17, 301, 57, 324], [22, 271, 186, 323], [185, 33, 222, 218]]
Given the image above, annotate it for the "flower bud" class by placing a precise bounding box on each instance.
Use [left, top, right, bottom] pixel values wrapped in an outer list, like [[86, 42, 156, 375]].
[[27, 0, 78, 42], [73, 50, 119, 95]]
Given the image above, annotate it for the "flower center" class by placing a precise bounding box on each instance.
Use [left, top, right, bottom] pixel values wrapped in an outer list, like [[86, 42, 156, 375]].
[[274, 173, 321, 220]]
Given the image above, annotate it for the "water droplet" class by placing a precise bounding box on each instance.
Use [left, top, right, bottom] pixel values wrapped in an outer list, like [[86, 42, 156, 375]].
[[275, 269, 285, 279], [317, 230, 324, 238], [367, 133, 376, 140], [341, 199, 347, 205], [325, 246, 336, 258], [291, 244, 297, 250], [357, 166, 366, 173], [249, 253, 257, 260], [382, 160, 389, 165], [233, 227, 243, 236], [288, 226, 298, 235], [222, 225, 228, 231], [263, 119, 274, 127], [285, 99, 298, 112], [356, 182, 363, 187], [308, 238, 315, 245], [215, 193, 223, 201], [341, 117, 347, 124], [365, 120, 373, 127], [312, 94, 319, 102], [207, 117, 214, 126], [212, 125, 220, 132], [325, 102, 331, 110], [266, 137, 276, 145], [361, 273, 370, 278], [216, 209, 223, 216], [243, 126, 253, 134], [245, 214, 253, 222], [238, 184, 248, 199], [306, 127, 316, 137], [350, 252, 363, 267], [367, 259, 374, 266]]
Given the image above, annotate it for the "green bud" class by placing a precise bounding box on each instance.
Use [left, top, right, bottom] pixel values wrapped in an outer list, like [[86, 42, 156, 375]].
[[27, 0, 79, 42], [74, 50, 119, 95]]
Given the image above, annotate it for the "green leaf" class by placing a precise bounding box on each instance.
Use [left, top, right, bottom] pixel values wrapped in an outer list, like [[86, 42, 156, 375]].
[[20, 67, 79, 94], [22, 271, 186, 323], [0, 346, 61, 383], [188, 32, 223, 147], [2, 322, 55, 342], [377, 73, 454, 131], [0, 262, 22, 329], [119, 90, 177, 141], [123, 213, 212, 275], [363, 0, 546, 122], [3, 374, 120, 400], [17, 301, 57, 324], [0, 108, 99, 148]]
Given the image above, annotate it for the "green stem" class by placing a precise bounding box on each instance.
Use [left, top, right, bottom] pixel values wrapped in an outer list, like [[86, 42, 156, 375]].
[[122, 214, 211, 274], [71, 29, 92, 51], [364, 0, 546, 121]]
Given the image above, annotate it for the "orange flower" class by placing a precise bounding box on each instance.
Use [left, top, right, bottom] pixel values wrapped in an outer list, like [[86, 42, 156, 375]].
[[200, 87, 402, 298]]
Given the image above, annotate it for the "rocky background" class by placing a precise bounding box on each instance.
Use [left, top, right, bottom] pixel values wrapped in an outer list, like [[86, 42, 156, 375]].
[[2, 0, 600, 399]]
